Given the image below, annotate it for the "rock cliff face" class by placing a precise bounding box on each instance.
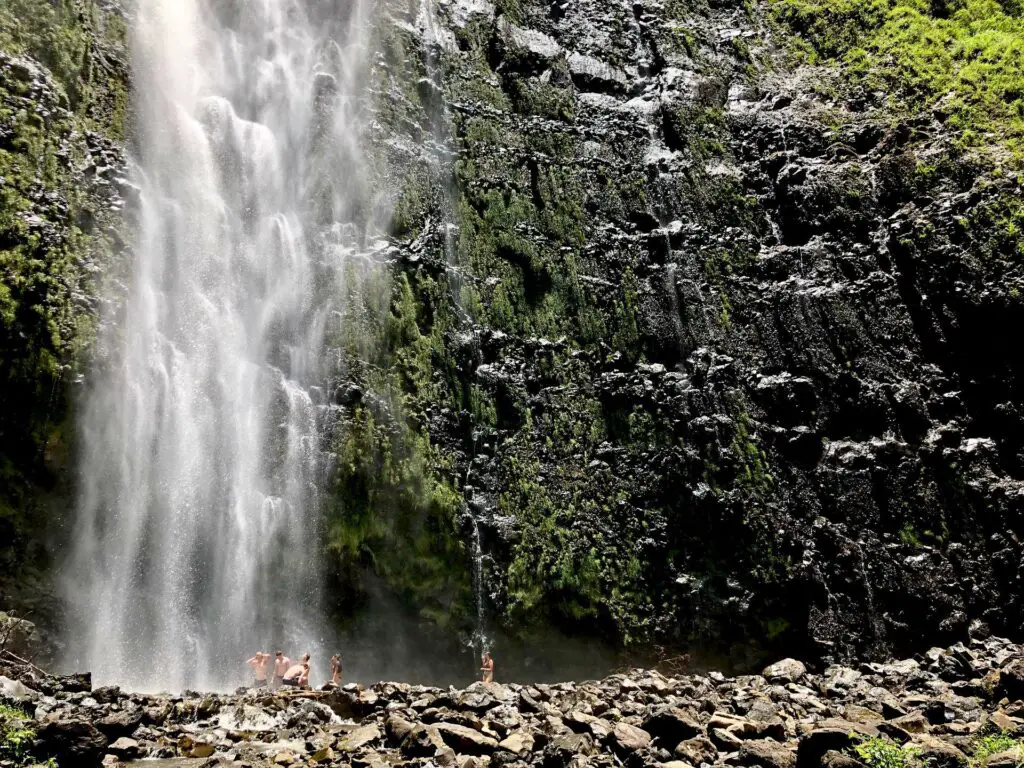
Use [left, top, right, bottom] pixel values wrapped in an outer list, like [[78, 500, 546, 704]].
[[2, 0, 1023, 668], [0, 0, 128, 603], [349, 0, 1024, 666]]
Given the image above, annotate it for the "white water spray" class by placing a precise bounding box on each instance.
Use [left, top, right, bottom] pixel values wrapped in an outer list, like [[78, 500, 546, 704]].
[[64, 0, 376, 692]]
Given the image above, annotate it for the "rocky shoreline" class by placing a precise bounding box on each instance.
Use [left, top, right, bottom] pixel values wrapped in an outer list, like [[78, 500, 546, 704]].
[[4, 635, 1024, 768]]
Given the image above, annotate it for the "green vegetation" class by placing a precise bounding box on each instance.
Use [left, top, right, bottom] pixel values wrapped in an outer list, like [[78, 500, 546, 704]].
[[322, 266, 473, 626], [0, 702, 48, 767], [771, 0, 1024, 156], [326, 400, 470, 626], [0, 0, 128, 581], [971, 732, 1024, 768], [851, 735, 922, 768], [0, 0, 128, 134]]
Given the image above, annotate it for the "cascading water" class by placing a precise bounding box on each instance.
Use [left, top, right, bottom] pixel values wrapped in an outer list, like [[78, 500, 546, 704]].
[[63, 0, 376, 691]]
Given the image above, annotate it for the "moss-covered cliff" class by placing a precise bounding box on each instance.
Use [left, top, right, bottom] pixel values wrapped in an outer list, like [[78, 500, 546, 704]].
[[330, 0, 1024, 667], [0, 0, 128, 596]]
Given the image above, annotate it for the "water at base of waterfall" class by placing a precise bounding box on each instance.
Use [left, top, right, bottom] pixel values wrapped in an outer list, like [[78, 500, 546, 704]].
[[62, 0, 375, 692]]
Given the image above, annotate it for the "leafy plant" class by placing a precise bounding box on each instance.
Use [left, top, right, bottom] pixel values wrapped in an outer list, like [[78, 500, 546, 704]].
[[851, 735, 922, 768], [971, 732, 1023, 768], [771, 0, 1024, 159], [0, 702, 39, 766]]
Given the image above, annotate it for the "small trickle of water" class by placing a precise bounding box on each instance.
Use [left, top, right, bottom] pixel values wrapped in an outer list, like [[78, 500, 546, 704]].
[[469, 516, 490, 657]]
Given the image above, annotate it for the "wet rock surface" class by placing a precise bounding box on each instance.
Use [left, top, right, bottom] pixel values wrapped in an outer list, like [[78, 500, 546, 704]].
[[343, 0, 1024, 666], [4, 637, 1024, 768]]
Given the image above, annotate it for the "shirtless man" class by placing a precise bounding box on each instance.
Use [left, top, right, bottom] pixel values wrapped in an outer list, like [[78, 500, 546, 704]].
[[246, 652, 269, 688], [281, 661, 309, 689], [272, 651, 291, 688], [480, 651, 494, 684]]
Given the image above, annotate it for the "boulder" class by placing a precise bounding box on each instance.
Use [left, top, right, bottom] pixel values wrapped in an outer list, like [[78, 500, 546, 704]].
[[33, 718, 108, 764], [337, 723, 380, 752], [434, 723, 499, 756], [985, 748, 1023, 768], [0, 613, 43, 658], [400, 723, 447, 757], [499, 729, 536, 754], [911, 734, 968, 768], [711, 726, 747, 750], [189, 742, 216, 758], [876, 722, 913, 744], [611, 721, 652, 754], [821, 750, 865, 768], [986, 710, 1020, 734], [889, 713, 928, 734], [386, 714, 417, 745], [92, 686, 121, 705], [763, 659, 808, 684], [797, 721, 878, 768], [709, 713, 786, 741], [311, 746, 335, 763], [56, 673, 92, 693], [643, 707, 703, 746], [96, 708, 143, 738], [458, 688, 498, 713], [107, 737, 140, 759], [0, 675, 40, 703], [739, 739, 798, 768], [545, 732, 596, 766], [676, 736, 718, 764], [1000, 660, 1024, 701]]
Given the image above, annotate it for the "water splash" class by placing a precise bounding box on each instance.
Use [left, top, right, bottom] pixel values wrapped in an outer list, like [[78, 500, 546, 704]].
[[63, 0, 376, 692]]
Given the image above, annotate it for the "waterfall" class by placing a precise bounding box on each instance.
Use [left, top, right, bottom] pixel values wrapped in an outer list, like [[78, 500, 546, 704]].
[[63, 0, 376, 692]]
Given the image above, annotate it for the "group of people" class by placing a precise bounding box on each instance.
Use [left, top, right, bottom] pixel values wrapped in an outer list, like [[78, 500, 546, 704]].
[[246, 650, 343, 691], [247, 649, 494, 689]]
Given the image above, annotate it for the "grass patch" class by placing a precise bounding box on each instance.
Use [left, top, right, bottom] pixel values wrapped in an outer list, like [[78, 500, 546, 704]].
[[0, 702, 48, 767], [771, 0, 1024, 158], [851, 735, 922, 768], [971, 732, 1024, 768]]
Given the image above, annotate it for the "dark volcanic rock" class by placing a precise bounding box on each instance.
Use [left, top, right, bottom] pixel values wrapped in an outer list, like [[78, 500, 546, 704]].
[[798, 721, 878, 768], [643, 707, 703, 746], [7, 637, 1024, 768], [741, 739, 798, 768], [33, 719, 108, 764], [95, 707, 143, 738]]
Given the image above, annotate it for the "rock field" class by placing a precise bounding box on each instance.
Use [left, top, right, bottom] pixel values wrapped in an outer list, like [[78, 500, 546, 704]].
[[6, 634, 1024, 768]]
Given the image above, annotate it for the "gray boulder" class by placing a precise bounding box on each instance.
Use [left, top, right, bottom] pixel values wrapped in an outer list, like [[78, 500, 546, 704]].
[[763, 659, 808, 684]]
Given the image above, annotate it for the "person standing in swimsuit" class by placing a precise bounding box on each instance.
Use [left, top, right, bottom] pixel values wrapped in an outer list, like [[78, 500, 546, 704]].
[[331, 654, 342, 686], [246, 652, 269, 688], [481, 651, 494, 684], [272, 651, 291, 688]]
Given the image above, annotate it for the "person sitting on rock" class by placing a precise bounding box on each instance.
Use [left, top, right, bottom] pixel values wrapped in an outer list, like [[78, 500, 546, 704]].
[[481, 651, 494, 684], [272, 651, 291, 688], [246, 652, 269, 688]]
